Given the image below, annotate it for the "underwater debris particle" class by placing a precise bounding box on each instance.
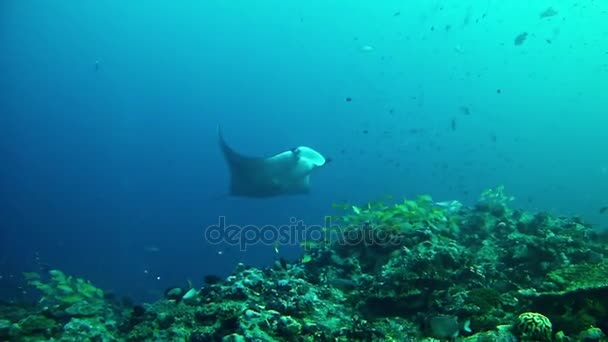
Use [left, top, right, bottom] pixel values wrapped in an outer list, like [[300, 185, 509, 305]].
[[514, 32, 528, 46], [540, 7, 558, 18], [600, 206, 608, 214], [362, 129, 369, 134], [496, 88, 502, 93], [546, 39, 552, 44], [345, 97, 352, 102], [459, 106, 471, 115], [393, 11, 400, 17], [450, 118, 456, 131]]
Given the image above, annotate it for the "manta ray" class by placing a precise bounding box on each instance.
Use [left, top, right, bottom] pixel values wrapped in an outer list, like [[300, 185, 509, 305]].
[[218, 126, 329, 197]]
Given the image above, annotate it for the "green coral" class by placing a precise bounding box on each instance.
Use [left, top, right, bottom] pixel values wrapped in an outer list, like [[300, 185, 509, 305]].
[[61, 317, 115, 341], [578, 326, 606, 341], [513, 312, 552, 341], [466, 288, 501, 312], [465, 287, 507, 330], [547, 262, 608, 293]]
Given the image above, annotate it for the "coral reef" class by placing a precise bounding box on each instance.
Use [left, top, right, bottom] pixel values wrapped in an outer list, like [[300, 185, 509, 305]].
[[512, 312, 552, 341], [1, 187, 607, 341]]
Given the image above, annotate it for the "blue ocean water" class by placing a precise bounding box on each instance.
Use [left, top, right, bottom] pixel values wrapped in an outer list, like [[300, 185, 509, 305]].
[[1, 1, 607, 303]]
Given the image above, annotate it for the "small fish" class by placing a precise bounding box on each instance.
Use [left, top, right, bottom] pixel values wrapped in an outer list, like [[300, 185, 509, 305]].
[[393, 11, 400, 17], [459, 106, 471, 115], [360, 45, 374, 52], [301, 254, 312, 264], [540, 7, 558, 18], [435, 200, 463, 213], [450, 118, 457, 131], [514, 32, 528, 46], [600, 206, 608, 214]]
